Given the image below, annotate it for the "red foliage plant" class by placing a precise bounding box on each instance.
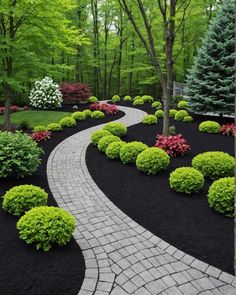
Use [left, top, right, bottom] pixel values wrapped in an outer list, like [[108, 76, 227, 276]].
[[89, 103, 118, 115], [220, 124, 236, 136], [0, 107, 4, 114], [60, 82, 92, 104], [10, 105, 20, 112], [155, 134, 191, 157], [31, 131, 51, 142]]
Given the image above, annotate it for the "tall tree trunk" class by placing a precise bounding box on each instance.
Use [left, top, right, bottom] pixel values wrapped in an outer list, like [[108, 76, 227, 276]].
[[103, 10, 109, 100], [116, 9, 124, 95], [128, 37, 135, 95]]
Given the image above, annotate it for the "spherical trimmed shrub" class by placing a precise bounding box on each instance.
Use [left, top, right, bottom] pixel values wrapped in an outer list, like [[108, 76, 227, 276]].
[[133, 99, 144, 106], [2, 185, 48, 216], [83, 109, 93, 118], [59, 116, 76, 127], [47, 123, 62, 132], [72, 111, 86, 121], [136, 147, 170, 175], [174, 110, 189, 121], [192, 151, 235, 180], [29, 77, 63, 109], [152, 101, 162, 109], [177, 100, 189, 109], [199, 121, 221, 133], [103, 122, 127, 137], [142, 95, 154, 103], [183, 116, 193, 123], [169, 167, 204, 194], [33, 125, 47, 132], [120, 141, 148, 164], [208, 177, 235, 216], [105, 141, 126, 160], [98, 135, 121, 153], [133, 96, 141, 101], [169, 109, 178, 118], [17, 206, 76, 251], [0, 132, 43, 178], [91, 110, 105, 119], [142, 115, 158, 125], [87, 96, 98, 103], [91, 130, 112, 145], [123, 95, 132, 102], [112, 95, 121, 103], [155, 110, 164, 118]]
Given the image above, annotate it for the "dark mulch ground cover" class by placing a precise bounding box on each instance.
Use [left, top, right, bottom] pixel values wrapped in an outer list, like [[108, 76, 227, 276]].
[[0, 104, 124, 295], [86, 102, 234, 274]]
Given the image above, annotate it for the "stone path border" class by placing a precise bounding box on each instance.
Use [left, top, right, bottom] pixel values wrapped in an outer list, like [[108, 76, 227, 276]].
[[47, 106, 236, 295]]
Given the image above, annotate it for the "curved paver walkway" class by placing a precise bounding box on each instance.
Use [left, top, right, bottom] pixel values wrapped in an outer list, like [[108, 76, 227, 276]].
[[47, 106, 236, 295]]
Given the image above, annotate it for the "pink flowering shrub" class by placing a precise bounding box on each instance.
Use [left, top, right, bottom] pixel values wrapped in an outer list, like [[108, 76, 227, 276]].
[[89, 103, 118, 115], [220, 124, 236, 136], [31, 131, 51, 142]]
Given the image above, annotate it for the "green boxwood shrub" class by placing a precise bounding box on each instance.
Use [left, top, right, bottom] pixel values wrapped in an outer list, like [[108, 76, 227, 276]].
[[17, 206, 76, 251], [0, 132, 43, 178], [208, 177, 235, 216], [91, 110, 105, 119], [177, 100, 189, 109], [123, 95, 132, 102], [2, 185, 48, 216], [120, 141, 148, 164], [133, 96, 141, 101], [155, 110, 164, 118], [174, 110, 189, 121], [133, 99, 144, 106], [142, 115, 158, 125], [91, 130, 112, 145], [169, 109, 178, 118], [192, 151, 235, 180], [169, 167, 204, 194], [59, 116, 76, 127], [47, 123, 62, 132], [87, 96, 98, 103], [98, 135, 121, 153], [83, 109, 93, 118], [183, 115, 193, 123], [112, 95, 121, 103], [142, 95, 154, 103], [72, 111, 86, 121], [103, 122, 127, 137], [136, 147, 170, 175], [33, 125, 47, 132], [152, 101, 162, 109], [105, 141, 126, 160], [199, 121, 221, 133]]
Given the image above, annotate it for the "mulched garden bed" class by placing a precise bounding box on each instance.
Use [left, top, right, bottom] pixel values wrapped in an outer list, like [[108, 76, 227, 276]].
[[86, 102, 234, 274], [0, 104, 124, 295]]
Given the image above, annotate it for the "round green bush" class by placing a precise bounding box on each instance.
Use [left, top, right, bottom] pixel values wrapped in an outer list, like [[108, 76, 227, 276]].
[[183, 115, 193, 123], [98, 135, 121, 153], [208, 177, 235, 216], [174, 110, 189, 121], [112, 95, 121, 103], [123, 95, 132, 102], [91, 110, 105, 119], [155, 110, 164, 118], [133, 96, 141, 101], [17, 206, 76, 251], [142, 95, 154, 103], [47, 123, 62, 132], [178, 100, 189, 109], [133, 99, 144, 106], [169, 109, 178, 118], [199, 121, 221, 134], [0, 132, 43, 178], [59, 116, 76, 127], [91, 130, 112, 145], [152, 101, 162, 109], [105, 141, 126, 160], [192, 151, 235, 180], [103, 122, 127, 137], [142, 115, 158, 125], [2, 185, 48, 216], [87, 96, 98, 103], [136, 147, 170, 175], [169, 167, 204, 194], [120, 141, 148, 164], [83, 109, 93, 118], [33, 125, 47, 132], [72, 111, 86, 121]]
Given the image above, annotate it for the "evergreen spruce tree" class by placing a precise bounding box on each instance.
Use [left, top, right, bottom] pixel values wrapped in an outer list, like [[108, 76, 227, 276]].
[[186, 1, 235, 115]]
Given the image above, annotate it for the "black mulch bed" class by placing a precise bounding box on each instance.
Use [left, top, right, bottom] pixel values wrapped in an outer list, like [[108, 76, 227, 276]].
[[0, 104, 124, 295], [86, 102, 234, 274]]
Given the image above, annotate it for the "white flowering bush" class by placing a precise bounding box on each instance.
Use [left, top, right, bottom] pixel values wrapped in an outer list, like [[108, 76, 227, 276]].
[[29, 77, 63, 109]]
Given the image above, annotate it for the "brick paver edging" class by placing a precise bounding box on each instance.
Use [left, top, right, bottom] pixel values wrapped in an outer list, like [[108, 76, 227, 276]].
[[47, 105, 236, 295]]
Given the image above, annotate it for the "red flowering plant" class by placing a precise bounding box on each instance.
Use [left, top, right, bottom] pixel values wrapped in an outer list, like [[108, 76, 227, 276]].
[[89, 103, 118, 115], [220, 124, 236, 136], [0, 107, 4, 114], [155, 134, 191, 157], [31, 131, 51, 142], [10, 105, 20, 112]]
